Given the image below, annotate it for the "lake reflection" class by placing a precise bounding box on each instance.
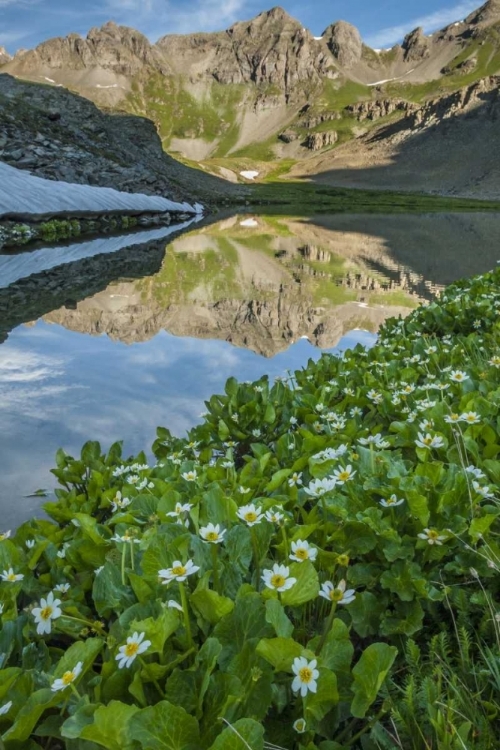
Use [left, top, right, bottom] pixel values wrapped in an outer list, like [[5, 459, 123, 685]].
[[1, 211, 499, 526]]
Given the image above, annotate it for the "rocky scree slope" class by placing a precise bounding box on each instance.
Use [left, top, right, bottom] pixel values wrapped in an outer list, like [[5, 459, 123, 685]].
[[0, 74, 244, 205]]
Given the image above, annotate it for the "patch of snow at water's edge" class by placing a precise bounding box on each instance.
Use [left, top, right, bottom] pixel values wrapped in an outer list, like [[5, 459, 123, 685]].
[[0, 162, 203, 219], [240, 171, 259, 181]]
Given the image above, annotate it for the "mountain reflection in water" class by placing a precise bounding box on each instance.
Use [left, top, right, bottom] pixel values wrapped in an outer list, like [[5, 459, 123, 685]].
[[1, 211, 499, 525]]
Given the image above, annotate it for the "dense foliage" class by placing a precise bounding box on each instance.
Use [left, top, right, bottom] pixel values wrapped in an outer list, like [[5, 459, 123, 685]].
[[1, 269, 500, 749]]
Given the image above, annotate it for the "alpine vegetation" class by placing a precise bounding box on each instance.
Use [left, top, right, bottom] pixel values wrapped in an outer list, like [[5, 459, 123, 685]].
[[1, 268, 500, 748]]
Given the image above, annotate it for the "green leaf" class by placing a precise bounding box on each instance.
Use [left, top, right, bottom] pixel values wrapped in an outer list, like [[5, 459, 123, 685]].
[[304, 668, 339, 721], [313, 618, 353, 684], [280, 561, 319, 607], [130, 609, 179, 654], [92, 563, 134, 618], [351, 643, 398, 718], [265, 469, 290, 492], [265, 599, 294, 638], [128, 700, 200, 750], [208, 718, 264, 750], [349, 592, 386, 638], [3, 689, 62, 742], [256, 637, 303, 671], [380, 561, 426, 602], [62, 701, 139, 750], [191, 588, 235, 625]]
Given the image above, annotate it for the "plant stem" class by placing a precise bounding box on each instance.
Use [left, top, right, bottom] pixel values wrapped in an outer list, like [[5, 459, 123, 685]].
[[139, 656, 163, 697], [69, 683, 81, 700], [316, 601, 337, 655], [178, 582, 193, 650], [121, 543, 127, 585], [250, 527, 261, 589], [281, 523, 289, 560], [211, 544, 220, 594], [130, 540, 135, 572]]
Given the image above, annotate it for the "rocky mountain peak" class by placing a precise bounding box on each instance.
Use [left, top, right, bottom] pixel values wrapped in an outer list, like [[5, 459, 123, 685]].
[[466, 0, 500, 25], [322, 21, 363, 69], [0, 47, 11, 65], [402, 26, 431, 62], [228, 5, 303, 36]]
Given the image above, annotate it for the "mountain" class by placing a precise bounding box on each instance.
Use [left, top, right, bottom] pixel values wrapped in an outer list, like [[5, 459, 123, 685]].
[[2, 2, 500, 197]]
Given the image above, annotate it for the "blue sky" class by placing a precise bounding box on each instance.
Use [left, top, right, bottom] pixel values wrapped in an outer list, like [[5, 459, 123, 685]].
[[0, 0, 482, 53]]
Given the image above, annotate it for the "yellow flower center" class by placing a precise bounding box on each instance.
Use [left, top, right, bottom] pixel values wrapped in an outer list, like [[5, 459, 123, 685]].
[[423, 438, 432, 445], [337, 555, 349, 566], [172, 566, 186, 577], [299, 667, 313, 684], [270, 574, 286, 588], [40, 606, 53, 620], [294, 548, 308, 560], [245, 512, 258, 523], [7, 574, 16, 581], [62, 671, 75, 685], [124, 642, 140, 658], [206, 532, 219, 542], [338, 471, 350, 481], [466, 415, 477, 422], [428, 530, 439, 540], [330, 589, 344, 602]]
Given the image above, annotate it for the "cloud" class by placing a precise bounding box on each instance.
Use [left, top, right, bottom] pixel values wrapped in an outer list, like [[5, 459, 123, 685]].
[[94, 0, 249, 37], [365, 1, 480, 48]]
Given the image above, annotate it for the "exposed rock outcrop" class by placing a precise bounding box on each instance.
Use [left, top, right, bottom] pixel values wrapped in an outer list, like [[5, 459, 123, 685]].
[[322, 21, 363, 69], [0, 47, 11, 65], [305, 131, 338, 150], [402, 28, 431, 63], [346, 99, 411, 121]]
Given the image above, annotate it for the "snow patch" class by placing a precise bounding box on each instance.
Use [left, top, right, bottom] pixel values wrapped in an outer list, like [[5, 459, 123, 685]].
[[314, 36, 323, 40], [240, 170, 259, 180], [367, 68, 415, 86], [0, 221, 197, 290], [0, 162, 200, 218], [95, 84, 124, 89], [44, 77, 56, 83], [239, 218, 258, 227]]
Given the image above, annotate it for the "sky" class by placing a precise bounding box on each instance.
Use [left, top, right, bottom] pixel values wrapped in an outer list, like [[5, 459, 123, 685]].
[[0, 0, 483, 53]]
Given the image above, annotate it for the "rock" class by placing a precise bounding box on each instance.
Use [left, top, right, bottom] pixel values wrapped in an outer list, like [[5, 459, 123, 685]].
[[304, 131, 338, 150], [402, 27, 431, 63], [322, 21, 362, 69], [346, 99, 410, 121], [0, 47, 11, 65], [279, 129, 299, 143]]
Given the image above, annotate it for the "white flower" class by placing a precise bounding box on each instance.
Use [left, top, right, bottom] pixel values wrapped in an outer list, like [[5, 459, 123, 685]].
[[166, 502, 193, 520], [333, 465, 356, 484], [289, 540, 318, 563], [0, 530, 11, 541], [319, 580, 356, 605], [0, 701, 12, 715], [181, 471, 197, 482], [236, 503, 264, 527], [380, 494, 404, 508], [221, 460, 234, 469], [26, 539, 36, 549], [418, 528, 446, 545], [488, 356, 500, 368], [291, 657, 319, 697], [111, 492, 132, 512], [199, 523, 225, 544], [350, 407, 362, 417], [110, 532, 140, 544], [293, 718, 307, 734], [419, 419, 434, 432], [51, 661, 83, 691], [54, 583, 70, 594], [450, 370, 469, 383], [165, 599, 183, 612], [265, 508, 285, 524], [415, 433, 444, 449], [472, 482, 495, 499], [158, 559, 200, 584], [289, 416, 298, 426], [303, 477, 336, 498], [251, 428, 261, 437], [444, 413, 461, 424], [367, 389, 383, 404], [116, 632, 151, 669], [358, 434, 390, 449], [262, 564, 297, 592], [0, 568, 24, 583], [460, 412, 481, 425], [32, 592, 62, 634], [465, 465, 485, 479], [288, 471, 303, 487], [238, 486, 251, 495]]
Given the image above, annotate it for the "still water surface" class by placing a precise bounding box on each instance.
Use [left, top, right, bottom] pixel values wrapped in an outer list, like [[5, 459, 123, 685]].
[[1, 211, 499, 526]]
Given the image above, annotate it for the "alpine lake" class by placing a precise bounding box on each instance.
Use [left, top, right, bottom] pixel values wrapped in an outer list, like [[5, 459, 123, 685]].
[[1, 207, 500, 527]]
